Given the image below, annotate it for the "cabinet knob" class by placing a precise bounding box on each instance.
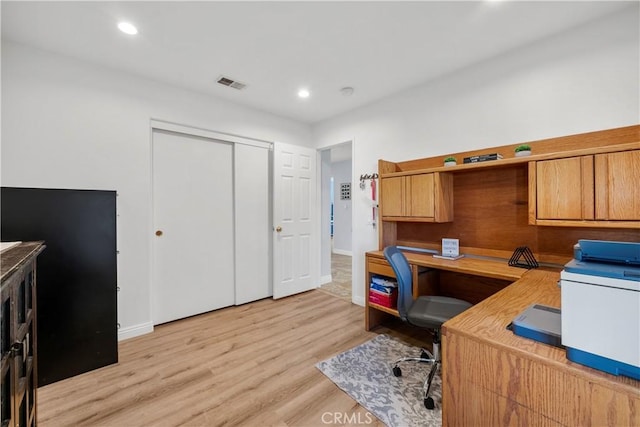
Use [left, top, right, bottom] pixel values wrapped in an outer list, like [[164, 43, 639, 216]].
[[155, 230, 163, 236], [10, 341, 24, 361], [10, 342, 21, 354], [275, 226, 282, 233]]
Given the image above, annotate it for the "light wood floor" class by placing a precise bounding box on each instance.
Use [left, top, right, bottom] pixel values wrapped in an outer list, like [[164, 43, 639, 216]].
[[38, 290, 428, 427], [318, 253, 352, 302]]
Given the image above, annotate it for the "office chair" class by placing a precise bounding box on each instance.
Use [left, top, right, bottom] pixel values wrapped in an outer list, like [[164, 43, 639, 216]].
[[383, 246, 472, 410]]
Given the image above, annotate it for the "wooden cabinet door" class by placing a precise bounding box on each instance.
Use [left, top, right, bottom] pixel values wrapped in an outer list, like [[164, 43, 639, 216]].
[[536, 156, 593, 220], [408, 173, 435, 218], [380, 173, 452, 222], [595, 150, 640, 220], [381, 176, 405, 217]]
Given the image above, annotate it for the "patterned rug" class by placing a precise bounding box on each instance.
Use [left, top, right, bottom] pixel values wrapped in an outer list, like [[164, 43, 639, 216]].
[[316, 335, 442, 427]]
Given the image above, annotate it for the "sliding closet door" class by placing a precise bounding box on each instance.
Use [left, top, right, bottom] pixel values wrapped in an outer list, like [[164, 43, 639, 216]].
[[234, 143, 271, 305], [152, 129, 234, 325]]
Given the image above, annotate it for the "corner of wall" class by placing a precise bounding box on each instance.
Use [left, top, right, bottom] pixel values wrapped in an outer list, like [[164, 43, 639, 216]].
[[352, 294, 365, 307]]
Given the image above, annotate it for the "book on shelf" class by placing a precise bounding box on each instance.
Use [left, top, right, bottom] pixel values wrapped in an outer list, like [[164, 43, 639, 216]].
[[371, 276, 397, 288], [370, 282, 396, 295], [463, 153, 503, 164], [369, 287, 397, 297], [369, 287, 398, 308]]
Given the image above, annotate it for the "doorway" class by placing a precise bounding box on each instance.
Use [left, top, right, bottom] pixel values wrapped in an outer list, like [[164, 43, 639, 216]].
[[319, 142, 353, 302]]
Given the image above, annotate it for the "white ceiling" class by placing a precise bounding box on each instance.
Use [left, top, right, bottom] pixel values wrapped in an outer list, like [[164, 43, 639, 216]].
[[1, 1, 634, 124]]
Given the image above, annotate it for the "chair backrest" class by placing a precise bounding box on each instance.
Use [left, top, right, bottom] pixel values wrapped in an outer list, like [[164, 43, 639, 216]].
[[383, 246, 413, 322]]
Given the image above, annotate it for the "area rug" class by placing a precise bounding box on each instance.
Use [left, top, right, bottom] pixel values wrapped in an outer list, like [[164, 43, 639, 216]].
[[316, 334, 442, 427]]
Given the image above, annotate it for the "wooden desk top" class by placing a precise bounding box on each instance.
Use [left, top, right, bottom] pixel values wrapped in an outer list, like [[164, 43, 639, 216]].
[[367, 250, 527, 281], [442, 268, 640, 393]]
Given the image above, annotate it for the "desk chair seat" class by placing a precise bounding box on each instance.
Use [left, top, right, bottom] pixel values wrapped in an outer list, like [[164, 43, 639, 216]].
[[408, 296, 471, 329], [383, 246, 472, 410]]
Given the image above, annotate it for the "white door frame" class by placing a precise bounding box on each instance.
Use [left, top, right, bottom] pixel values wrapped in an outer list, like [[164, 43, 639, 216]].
[[316, 140, 355, 302]]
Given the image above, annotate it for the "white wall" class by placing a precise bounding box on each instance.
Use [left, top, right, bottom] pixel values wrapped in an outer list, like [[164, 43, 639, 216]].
[[331, 159, 352, 255], [312, 8, 640, 306], [2, 6, 638, 327], [1, 41, 313, 338]]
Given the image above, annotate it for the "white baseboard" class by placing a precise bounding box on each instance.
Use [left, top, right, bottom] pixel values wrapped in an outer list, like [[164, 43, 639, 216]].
[[332, 249, 352, 257], [118, 321, 154, 341], [319, 274, 332, 285], [352, 295, 365, 307]]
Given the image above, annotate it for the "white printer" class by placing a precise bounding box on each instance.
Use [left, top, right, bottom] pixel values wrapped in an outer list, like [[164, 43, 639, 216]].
[[561, 240, 640, 380]]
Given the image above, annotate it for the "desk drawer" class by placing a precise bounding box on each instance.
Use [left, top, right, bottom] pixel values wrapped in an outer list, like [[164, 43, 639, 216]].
[[367, 258, 396, 278]]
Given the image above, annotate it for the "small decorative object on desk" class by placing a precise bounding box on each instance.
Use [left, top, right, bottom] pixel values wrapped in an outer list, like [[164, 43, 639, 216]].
[[443, 156, 457, 167], [463, 153, 503, 163], [433, 238, 465, 260], [508, 246, 539, 269], [514, 144, 532, 157]]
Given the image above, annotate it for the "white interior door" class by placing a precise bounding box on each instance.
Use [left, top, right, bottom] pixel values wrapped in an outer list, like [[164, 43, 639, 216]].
[[273, 142, 317, 299], [235, 143, 271, 305], [152, 129, 234, 325]]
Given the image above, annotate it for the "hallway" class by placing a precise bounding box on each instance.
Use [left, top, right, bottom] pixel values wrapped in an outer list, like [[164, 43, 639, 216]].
[[318, 253, 352, 302]]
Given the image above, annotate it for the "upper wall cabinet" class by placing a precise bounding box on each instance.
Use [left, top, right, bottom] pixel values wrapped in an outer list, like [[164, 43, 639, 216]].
[[529, 149, 639, 227], [594, 150, 640, 220], [380, 172, 453, 222]]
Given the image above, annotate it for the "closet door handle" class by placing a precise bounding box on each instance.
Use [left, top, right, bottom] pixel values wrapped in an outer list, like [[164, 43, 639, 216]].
[[155, 230, 163, 236]]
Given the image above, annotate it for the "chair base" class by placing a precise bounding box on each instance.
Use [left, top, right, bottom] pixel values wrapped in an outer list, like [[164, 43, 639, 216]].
[[392, 345, 441, 410]]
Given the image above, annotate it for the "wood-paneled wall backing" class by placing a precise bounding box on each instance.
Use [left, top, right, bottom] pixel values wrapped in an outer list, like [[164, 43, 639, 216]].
[[378, 125, 639, 264]]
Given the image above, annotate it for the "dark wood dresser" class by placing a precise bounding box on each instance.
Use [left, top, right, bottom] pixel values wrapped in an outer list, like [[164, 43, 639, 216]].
[[1, 242, 45, 427]]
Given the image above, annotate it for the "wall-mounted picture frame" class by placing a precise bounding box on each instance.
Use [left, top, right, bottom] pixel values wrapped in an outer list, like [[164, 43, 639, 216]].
[[340, 183, 351, 200]]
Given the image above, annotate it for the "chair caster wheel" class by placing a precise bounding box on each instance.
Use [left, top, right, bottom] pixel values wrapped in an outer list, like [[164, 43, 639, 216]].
[[424, 397, 435, 410], [392, 366, 402, 377]]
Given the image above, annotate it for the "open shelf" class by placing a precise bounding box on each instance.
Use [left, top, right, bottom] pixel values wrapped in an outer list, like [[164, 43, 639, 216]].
[[367, 302, 399, 317], [380, 142, 639, 178]]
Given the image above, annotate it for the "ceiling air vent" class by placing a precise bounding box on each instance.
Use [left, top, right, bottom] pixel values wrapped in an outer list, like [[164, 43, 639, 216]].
[[216, 76, 246, 90]]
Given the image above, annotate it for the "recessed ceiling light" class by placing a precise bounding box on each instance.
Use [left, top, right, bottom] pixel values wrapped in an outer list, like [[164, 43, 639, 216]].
[[118, 22, 138, 35], [298, 89, 310, 99]]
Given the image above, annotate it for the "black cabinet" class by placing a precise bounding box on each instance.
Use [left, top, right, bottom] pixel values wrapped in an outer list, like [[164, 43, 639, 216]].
[[1, 188, 117, 386], [1, 242, 44, 427]]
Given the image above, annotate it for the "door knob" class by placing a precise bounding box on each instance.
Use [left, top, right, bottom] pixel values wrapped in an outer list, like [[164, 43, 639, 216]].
[[155, 230, 163, 236], [275, 226, 282, 232]]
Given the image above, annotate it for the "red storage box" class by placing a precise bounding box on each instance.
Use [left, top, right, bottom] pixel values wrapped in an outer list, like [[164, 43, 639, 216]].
[[369, 288, 398, 308]]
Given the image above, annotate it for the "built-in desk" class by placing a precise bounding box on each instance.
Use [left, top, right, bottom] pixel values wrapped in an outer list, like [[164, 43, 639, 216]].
[[442, 269, 640, 426], [365, 250, 640, 425], [368, 125, 640, 424], [365, 250, 526, 330]]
